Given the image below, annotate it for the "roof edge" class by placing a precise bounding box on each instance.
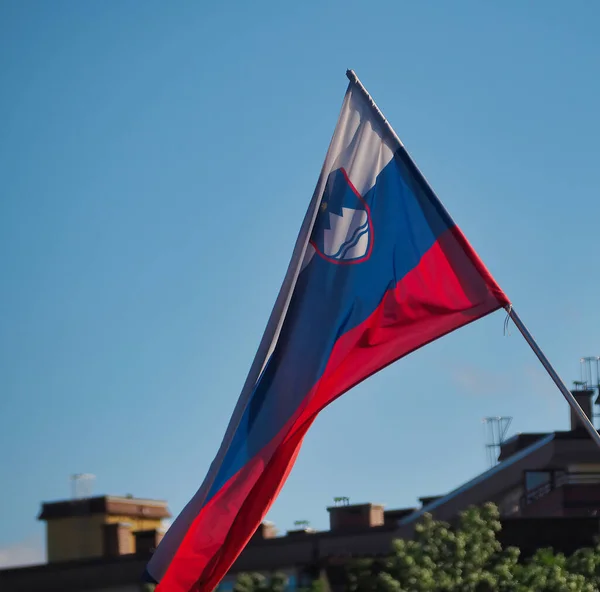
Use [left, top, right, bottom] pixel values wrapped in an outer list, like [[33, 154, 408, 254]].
[[399, 433, 555, 526]]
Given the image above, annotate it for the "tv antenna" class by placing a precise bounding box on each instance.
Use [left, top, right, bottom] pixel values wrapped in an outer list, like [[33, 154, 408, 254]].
[[482, 417, 512, 468], [70, 473, 95, 499], [578, 357, 600, 392], [575, 357, 600, 425]]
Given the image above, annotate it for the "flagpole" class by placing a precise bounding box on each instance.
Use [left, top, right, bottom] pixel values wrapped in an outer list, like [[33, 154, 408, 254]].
[[509, 307, 600, 449], [346, 69, 404, 148]]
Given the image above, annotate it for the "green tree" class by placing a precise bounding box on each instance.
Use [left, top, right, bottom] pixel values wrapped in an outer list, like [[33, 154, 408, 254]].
[[233, 505, 600, 592], [566, 544, 600, 587], [233, 572, 288, 592], [347, 503, 600, 592], [348, 503, 519, 592]]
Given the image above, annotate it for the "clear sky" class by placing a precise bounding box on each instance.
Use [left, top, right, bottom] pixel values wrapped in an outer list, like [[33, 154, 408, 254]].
[[1, 0, 599, 568]]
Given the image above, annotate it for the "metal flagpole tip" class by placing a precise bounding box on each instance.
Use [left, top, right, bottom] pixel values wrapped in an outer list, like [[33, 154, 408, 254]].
[[346, 69, 358, 83]]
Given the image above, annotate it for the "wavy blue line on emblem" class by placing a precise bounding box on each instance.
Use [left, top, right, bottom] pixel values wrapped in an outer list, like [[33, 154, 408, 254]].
[[329, 219, 369, 259], [339, 226, 370, 260]]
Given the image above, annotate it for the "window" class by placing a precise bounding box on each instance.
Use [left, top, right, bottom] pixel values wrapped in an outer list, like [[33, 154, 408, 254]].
[[524, 471, 553, 503]]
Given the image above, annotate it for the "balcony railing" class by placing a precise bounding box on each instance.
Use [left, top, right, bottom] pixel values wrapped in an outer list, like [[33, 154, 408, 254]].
[[556, 472, 600, 486], [522, 472, 600, 508]]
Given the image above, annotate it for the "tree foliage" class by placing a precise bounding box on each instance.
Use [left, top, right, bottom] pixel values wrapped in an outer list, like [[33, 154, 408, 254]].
[[233, 504, 600, 591], [347, 503, 600, 592]]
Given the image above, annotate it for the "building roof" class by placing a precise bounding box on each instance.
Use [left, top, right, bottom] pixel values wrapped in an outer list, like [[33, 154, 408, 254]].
[[398, 434, 556, 530], [38, 495, 171, 521], [498, 429, 600, 462], [4, 516, 600, 592]]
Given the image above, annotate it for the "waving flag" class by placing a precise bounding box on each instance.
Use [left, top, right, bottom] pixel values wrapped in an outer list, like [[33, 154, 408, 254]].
[[147, 71, 510, 591]]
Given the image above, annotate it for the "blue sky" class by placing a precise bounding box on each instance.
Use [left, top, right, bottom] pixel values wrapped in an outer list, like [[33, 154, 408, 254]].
[[1, 0, 599, 567]]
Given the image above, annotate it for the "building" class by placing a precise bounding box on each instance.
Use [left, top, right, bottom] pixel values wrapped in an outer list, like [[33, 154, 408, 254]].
[[38, 495, 170, 563], [396, 388, 600, 536], [2, 389, 600, 591], [0, 495, 170, 592]]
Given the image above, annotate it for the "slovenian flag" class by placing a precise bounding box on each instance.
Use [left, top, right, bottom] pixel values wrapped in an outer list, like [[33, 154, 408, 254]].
[[147, 72, 510, 591]]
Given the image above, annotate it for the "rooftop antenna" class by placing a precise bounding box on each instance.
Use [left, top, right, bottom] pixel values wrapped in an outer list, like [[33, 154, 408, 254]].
[[482, 417, 512, 468], [70, 473, 95, 499], [578, 357, 600, 424], [579, 357, 600, 392]]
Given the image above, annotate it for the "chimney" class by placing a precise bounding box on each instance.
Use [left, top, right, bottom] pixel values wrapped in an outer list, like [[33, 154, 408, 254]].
[[251, 521, 277, 541], [103, 522, 133, 557], [327, 503, 384, 532], [134, 529, 164, 554], [570, 389, 595, 431]]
